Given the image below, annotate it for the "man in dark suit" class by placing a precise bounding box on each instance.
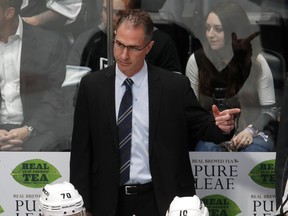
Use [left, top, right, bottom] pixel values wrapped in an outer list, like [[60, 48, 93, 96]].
[[0, 0, 66, 151], [70, 9, 240, 216]]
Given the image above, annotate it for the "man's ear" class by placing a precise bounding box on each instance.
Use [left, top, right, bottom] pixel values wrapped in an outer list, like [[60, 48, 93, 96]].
[[145, 40, 154, 54], [5, 7, 16, 19]]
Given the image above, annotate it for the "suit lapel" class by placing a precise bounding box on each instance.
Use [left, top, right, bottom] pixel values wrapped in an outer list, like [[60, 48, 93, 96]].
[[147, 64, 162, 155], [103, 67, 119, 149], [20, 23, 36, 92]]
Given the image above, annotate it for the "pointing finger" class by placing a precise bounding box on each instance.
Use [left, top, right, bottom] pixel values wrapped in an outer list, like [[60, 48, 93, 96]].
[[225, 108, 241, 115], [212, 105, 220, 117]]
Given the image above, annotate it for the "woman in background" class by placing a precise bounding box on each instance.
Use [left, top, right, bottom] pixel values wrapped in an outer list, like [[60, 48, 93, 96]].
[[186, 1, 277, 152]]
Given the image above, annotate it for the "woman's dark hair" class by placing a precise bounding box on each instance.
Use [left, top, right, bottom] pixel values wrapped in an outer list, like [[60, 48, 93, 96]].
[[209, 2, 253, 47], [198, 1, 261, 98]]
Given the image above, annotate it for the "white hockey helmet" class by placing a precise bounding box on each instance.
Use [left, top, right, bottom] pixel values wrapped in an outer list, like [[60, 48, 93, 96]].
[[39, 181, 86, 216], [166, 196, 209, 216]]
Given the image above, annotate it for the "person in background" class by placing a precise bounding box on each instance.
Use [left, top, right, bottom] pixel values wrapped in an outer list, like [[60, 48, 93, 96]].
[[68, 0, 103, 39], [0, 0, 66, 151], [39, 181, 87, 216], [20, 0, 82, 31], [59, 0, 183, 146], [20, 0, 82, 44], [185, 1, 277, 152], [65, 0, 181, 76], [70, 9, 240, 216], [166, 196, 209, 216]]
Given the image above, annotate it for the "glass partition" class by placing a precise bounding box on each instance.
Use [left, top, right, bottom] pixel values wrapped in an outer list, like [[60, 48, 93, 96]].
[[0, 0, 286, 152]]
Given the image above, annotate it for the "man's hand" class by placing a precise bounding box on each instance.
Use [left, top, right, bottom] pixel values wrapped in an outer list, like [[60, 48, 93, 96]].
[[9, 127, 30, 142], [22, 10, 67, 27], [0, 129, 23, 151], [212, 105, 241, 133], [22, 16, 40, 26]]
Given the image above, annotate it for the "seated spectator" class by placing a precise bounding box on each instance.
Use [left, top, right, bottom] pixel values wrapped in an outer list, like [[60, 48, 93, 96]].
[[39, 181, 87, 216], [185, 2, 277, 152], [0, 0, 67, 151], [166, 196, 209, 216], [21, 0, 82, 31]]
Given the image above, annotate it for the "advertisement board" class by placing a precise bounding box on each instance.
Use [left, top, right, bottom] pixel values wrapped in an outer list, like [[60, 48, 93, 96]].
[[0, 152, 70, 216], [0, 152, 276, 215], [191, 152, 276, 216]]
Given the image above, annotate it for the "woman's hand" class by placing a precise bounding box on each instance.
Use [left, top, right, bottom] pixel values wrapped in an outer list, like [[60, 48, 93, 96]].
[[232, 129, 253, 150]]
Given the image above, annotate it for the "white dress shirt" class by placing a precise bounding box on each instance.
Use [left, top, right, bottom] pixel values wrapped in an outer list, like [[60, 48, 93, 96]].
[[115, 62, 151, 184], [0, 17, 23, 125]]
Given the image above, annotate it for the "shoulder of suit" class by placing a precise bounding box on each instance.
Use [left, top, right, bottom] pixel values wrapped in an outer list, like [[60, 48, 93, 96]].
[[147, 63, 186, 81]]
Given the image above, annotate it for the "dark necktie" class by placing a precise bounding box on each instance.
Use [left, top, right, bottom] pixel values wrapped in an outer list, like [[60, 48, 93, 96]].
[[118, 78, 133, 185]]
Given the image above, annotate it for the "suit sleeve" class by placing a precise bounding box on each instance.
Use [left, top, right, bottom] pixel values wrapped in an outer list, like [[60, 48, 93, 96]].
[[275, 80, 288, 207], [22, 27, 67, 134], [183, 76, 229, 144]]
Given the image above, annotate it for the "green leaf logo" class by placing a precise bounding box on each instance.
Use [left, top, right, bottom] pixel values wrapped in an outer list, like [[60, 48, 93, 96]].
[[0, 204, 4, 214], [10, 159, 62, 188], [202, 194, 241, 216], [248, 159, 275, 188]]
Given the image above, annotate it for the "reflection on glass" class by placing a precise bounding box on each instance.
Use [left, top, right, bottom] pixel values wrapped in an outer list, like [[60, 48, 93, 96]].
[[186, 2, 278, 152], [60, 0, 184, 152], [1, 0, 286, 153], [0, 0, 68, 151]]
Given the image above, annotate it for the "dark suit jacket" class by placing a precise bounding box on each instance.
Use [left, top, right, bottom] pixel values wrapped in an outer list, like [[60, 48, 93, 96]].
[[70, 63, 229, 215], [0, 21, 66, 150], [275, 80, 288, 207]]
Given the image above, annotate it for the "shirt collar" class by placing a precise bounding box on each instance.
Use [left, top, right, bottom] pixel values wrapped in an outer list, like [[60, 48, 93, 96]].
[[116, 62, 148, 88], [10, 16, 23, 40], [17, 16, 23, 39]]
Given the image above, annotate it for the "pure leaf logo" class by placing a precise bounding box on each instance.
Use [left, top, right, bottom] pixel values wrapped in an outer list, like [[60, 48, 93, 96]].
[[248, 159, 275, 189], [202, 194, 241, 216], [0, 204, 4, 214], [11, 159, 62, 188]]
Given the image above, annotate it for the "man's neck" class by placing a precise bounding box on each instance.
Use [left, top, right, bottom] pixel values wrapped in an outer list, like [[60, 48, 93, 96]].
[[0, 17, 19, 43]]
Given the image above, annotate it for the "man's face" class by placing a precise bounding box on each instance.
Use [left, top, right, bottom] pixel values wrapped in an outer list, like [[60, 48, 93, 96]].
[[114, 21, 154, 76], [102, 0, 127, 30]]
